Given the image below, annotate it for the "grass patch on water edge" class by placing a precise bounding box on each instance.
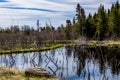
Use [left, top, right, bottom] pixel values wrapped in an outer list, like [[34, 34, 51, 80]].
[[87, 40, 120, 48], [0, 44, 63, 54], [0, 66, 59, 80], [0, 40, 120, 54]]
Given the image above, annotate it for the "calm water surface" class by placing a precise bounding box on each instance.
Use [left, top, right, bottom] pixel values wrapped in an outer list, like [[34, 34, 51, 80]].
[[0, 46, 120, 80]]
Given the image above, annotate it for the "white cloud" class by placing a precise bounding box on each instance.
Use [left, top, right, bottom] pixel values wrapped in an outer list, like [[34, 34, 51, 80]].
[[8, 0, 75, 11], [0, 0, 119, 28]]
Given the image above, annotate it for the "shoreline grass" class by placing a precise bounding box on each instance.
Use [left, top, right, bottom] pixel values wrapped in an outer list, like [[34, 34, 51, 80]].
[[0, 66, 59, 80], [64, 40, 120, 47], [87, 40, 120, 48], [0, 44, 63, 54], [0, 40, 120, 54]]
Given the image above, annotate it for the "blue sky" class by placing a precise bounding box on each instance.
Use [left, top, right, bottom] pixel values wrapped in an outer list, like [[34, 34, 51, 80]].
[[0, 0, 119, 28]]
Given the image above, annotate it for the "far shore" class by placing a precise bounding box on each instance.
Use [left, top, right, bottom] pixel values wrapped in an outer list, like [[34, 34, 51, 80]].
[[0, 40, 120, 54]]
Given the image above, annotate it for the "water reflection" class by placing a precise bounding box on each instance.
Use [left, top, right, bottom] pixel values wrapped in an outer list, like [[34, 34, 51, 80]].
[[74, 46, 119, 80], [0, 46, 119, 80]]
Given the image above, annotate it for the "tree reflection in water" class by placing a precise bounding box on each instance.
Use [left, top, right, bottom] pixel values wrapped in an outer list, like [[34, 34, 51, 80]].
[[0, 46, 119, 80]]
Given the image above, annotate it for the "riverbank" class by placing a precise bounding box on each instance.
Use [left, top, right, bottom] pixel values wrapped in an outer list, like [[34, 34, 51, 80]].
[[86, 40, 120, 48], [0, 66, 59, 80], [64, 40, 120, 47], [0, 44, 63, 54], [0, 40, 120, 54]]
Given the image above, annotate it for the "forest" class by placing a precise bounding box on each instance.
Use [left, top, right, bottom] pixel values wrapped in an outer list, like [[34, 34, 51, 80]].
[[0, 1, 120, 51]]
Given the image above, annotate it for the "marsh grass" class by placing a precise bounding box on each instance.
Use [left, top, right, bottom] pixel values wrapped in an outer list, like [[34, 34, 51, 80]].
[[0, 40, 120, 54], [0, 44, 63, 54], [0, 67, 59, 80], [88, 40, 120, 48]]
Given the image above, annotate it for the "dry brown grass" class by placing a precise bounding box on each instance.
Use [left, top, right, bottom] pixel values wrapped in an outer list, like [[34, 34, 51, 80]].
[[0, 67, 59, 80]]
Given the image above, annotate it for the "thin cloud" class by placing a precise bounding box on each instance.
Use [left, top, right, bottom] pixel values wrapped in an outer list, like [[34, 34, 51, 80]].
[[0, 0, 119, 28], [1, 6, 59, 12]]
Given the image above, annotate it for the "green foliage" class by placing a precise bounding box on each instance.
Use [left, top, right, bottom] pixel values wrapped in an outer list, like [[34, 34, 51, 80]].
[[85, 13, 96, 39], [73, 1, 120, 40], [94, 5, 108, 40], [112, 1, 120, 37], [65, 20, 72, 40], [76, 3, 86, 36]]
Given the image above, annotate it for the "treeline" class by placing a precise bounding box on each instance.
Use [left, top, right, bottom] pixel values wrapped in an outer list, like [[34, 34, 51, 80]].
[[65, 1, 120, 40], [85, 1, 120, 40], [0, 22, 76, 50], [0, 25, 65, 50], [0, 1, 120, 50]]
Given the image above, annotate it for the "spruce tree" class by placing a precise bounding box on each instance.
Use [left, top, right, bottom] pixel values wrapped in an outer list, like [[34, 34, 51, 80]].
[[76, 3, 86, 36]]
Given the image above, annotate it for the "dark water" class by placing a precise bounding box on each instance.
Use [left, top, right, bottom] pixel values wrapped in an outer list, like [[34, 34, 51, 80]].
[[0, 46, 120, 80]]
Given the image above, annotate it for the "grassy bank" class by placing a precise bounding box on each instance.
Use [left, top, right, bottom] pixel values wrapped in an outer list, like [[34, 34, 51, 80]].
[[53, 40, 120, 47], [0, 44, 63, 54], [0, 40, 120, 54], [0, 66, 59, 80], [63, 40, 120, 48], [87, 40, 120, 48]]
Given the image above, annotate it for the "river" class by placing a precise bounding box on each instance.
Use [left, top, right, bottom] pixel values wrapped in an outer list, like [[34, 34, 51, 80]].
[[0, 46, 120, 80]]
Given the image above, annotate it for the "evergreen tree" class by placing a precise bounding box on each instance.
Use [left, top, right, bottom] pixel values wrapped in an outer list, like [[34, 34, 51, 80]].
[[65, 20, 72, 40], [76, 3, 86, 36], [85, 13, 96, 39], [112, 1, 120, 38], [73, 17, 76, 24], [95, 5, 108, 40]]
